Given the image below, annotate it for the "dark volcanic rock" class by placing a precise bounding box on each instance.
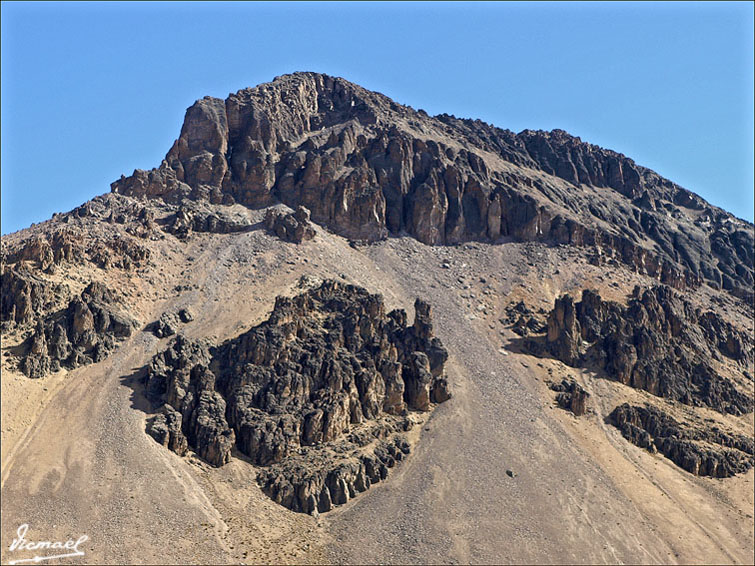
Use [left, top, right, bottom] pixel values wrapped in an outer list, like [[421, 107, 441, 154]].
[[263, 206, 316, 243], [143, 336, 235, 466], [543, 286, 753, 415], [148, 309, 193, 338], [143, 279, 451, 512], [549, 379, 589, 416], [147, 405, 189, 456], [1, 264, 69, 327], [110, 72, 753, 300], [609, 403, 754, 477], [18, 282, 137, 378], [501, 300, 547, 337]]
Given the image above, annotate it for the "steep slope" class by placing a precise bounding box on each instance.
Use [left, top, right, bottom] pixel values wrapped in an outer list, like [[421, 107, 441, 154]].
[[111, 72, 754, 301], [1, 73, 753, 565]]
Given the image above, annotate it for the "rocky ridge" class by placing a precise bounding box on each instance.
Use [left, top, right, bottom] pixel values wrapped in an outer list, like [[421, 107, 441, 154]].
[[610, 403, 754, 477], [542, 285, 753, 415], [163, 201, 252, 240], [110, 72, 754, 302], [143, 279, 450, 513]]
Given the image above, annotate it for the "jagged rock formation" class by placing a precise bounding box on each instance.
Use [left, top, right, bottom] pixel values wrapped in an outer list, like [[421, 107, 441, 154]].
[[258, 432, 413, 515], [610, 404, 754, 477], [110, 72, 753, 301], [144, 337, 235, 466], [263, 206, 316, 243], [142, 280, 450, 512], [543, 286, 753, 415], [17, 282, 136, 377], [147, 405, 189, 456], [1, 265, 69, 328], [549, 379, 589, 416]]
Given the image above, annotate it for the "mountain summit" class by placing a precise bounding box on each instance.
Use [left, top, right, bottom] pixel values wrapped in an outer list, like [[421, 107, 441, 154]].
[[112, 72, 753, 300], [2, 73, 753, 564]]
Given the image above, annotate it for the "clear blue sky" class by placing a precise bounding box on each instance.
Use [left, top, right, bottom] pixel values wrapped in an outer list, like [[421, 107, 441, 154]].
[[2, 2, 753, 234]]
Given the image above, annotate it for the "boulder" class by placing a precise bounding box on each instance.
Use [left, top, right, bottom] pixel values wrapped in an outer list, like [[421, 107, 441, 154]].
[[263, 206, 316, 243]]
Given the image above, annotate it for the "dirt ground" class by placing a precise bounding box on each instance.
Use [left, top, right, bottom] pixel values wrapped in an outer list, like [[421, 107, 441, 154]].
[[2, 210, 753, 564]]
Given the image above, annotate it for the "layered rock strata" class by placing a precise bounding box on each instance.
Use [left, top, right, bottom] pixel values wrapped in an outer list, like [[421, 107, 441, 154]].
[[610, 403, 754, 477]]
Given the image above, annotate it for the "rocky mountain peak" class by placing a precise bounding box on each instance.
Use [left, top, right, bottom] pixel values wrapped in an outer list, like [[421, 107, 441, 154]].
[[111, 73, 752, 301], [2, 71, 753, 564]]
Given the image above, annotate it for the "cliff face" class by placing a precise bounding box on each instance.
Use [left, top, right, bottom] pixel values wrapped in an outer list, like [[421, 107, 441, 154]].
[[111, 72, 754, 300]]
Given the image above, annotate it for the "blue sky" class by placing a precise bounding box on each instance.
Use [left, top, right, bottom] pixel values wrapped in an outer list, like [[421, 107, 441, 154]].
[[2, 1, 753, 234]]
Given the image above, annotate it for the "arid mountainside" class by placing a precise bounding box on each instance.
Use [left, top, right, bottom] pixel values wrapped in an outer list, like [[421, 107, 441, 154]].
[[111, 72, 753, 301], [1, 73, 753, 565]]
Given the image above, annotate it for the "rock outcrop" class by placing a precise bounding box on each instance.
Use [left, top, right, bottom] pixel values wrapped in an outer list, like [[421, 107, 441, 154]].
[[163, 203, 251, 240], [18, 282, 136, 377], [3, 199, 152, 278], [502, 300, 547, 337], [110, 72, 753, 301], [1, 264, 69, 328], [543, 286, 753, 415], [609, 403, 754, 477], [143, 280, 451, 512], [263, 206, 316, 243], [549, 379, 589, 416], [148, 309, 194, 338]]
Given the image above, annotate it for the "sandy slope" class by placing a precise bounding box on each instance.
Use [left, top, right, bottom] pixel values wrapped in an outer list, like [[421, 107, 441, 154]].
[[2, 216, 753, 564]]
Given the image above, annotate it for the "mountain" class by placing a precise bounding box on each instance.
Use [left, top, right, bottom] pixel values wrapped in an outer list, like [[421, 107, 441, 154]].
[[112, 72, 753, 300], [1, 72, 753, 565]]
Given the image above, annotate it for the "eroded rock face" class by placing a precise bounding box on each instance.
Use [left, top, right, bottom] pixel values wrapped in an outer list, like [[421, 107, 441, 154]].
[[110, 72, 753, 300], [610, 403, 754, 477], [143, 279, 451, 512], [263, 206, 316, 244], [543, 286, 753, 415], [17, 282, 137, 378]]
